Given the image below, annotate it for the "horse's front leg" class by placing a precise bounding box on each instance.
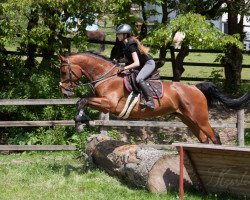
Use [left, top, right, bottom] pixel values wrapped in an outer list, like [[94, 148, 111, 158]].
[[75, 97, 111, 124], [75, 98, 90, 123]]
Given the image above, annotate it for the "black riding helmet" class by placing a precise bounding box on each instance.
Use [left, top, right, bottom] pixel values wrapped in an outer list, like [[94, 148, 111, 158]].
[[116, 24, 132, 34]]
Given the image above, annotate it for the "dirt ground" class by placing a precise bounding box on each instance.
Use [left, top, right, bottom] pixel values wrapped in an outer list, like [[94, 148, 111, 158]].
[[115, 107, 250, 146]]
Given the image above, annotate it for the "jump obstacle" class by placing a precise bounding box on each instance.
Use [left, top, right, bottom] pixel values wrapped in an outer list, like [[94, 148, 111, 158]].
[[173, 142, 250, 199]]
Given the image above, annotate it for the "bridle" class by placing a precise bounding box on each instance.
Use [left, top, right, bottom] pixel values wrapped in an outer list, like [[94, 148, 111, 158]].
[[59, 58, 83, 94], [59, 57, 119, 92], [60, 58, 82, 85]]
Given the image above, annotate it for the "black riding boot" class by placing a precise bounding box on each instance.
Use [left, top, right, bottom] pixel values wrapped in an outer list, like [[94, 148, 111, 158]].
[[138, 80, 155, 110]]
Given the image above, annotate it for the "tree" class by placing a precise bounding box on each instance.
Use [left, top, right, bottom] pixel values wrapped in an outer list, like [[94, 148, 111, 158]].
[[176, 0, 250, 90], [0, 0, 102, 68], [0, 0, 104, 145], [144, 13, 243, 81]]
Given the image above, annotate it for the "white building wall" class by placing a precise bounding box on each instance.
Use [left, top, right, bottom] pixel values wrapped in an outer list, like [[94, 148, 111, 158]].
[[145, 3, 162, 22]]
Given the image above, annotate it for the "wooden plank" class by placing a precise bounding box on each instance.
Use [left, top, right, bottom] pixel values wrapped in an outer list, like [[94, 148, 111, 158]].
[[0, 145, 76, 151], [201, 177, 250, 191], [0, 99, 78, 106], [189, 153, 250, 165], [89, 120, 236, 128], [189, 149, 250, 158], [237, 109, 245, 146], [89, 120, 188, 127], [0, 120, 75, 127], [197, 169, 250, 179], [173, 143, 250, 153], [0, 120, 237, 128]]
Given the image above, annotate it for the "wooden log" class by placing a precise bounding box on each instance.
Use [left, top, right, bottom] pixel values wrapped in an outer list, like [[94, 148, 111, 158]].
[[85, 134, 192, 192]]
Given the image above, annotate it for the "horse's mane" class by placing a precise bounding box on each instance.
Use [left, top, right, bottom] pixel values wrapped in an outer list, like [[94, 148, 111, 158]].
[[65, 51, 114, 63]]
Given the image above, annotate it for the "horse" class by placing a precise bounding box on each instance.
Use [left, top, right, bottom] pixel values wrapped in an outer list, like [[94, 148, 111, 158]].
[[86, 30, 106, 52], [59, 52, 250, 145]]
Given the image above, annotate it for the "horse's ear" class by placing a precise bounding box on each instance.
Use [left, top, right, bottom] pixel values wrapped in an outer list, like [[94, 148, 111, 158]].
[[59, 55, 66, 63]]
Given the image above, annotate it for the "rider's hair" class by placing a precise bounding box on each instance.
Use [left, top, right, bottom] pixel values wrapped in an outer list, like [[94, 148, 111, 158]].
[[129, 36, 150, 55]]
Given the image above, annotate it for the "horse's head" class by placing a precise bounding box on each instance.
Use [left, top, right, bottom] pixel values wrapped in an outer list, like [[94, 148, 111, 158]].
[[59, 55, 83, 97], [59, 52, 119, 98]]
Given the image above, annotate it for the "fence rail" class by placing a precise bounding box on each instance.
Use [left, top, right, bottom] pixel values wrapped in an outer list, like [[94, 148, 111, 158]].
[[0, 99, 249, 151], [0, 119, 238, 128], [1, 44, 250, 83]]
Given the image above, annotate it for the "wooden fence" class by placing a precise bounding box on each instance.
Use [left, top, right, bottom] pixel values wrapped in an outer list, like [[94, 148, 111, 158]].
[[1, 43, 250, 83], [0, 99, 249, 151]]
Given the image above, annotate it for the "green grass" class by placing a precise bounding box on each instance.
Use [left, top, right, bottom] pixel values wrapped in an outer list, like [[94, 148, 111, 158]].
[[158, 52, 250, 80], [0, 151, 246, 200]]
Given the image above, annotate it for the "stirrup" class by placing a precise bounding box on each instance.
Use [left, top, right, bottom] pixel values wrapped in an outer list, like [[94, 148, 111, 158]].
[[145, 101, 155, 110]]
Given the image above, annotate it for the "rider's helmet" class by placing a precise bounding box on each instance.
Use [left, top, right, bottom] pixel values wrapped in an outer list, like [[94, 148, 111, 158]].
[[116, 24, 132, 34]]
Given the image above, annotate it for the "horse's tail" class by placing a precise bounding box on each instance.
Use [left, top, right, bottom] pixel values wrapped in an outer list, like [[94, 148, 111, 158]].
[[196, 82, 250, 110]]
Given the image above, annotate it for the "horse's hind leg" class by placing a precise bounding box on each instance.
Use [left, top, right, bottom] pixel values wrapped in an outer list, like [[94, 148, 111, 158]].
[[175, 113, 209, 143], [176, 113, 221, 144], [198, 121, 221, 144]]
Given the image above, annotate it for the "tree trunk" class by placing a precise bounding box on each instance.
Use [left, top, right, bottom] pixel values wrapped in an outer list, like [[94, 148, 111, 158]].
[[86, 134, 192, 192], [173, 46, 189, 81], [221, 45, 243, 91], [156, 1, 170, 69], [25, 9, 39, 70], [223, 1, 244, 91]]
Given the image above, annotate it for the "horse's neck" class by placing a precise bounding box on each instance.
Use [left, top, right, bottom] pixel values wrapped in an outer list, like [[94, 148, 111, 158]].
[[81, 56, 115, 81]]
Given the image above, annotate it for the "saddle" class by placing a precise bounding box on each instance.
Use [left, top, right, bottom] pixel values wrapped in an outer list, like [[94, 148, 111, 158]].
[[123, 69, 163, 100]]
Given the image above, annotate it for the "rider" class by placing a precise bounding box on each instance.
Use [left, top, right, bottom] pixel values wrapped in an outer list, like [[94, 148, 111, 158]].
[[116, 24, 156, 110]]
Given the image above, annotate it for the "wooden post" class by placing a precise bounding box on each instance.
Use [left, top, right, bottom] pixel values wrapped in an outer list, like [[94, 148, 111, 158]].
[[179, 146, 184, 200], [170, 46, 177, 81], [237, 109, 245, 147], [99, 112, 109, 134]]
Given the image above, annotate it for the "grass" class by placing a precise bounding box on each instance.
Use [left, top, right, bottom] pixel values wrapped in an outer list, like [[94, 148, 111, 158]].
[[0, 151, 177, 200], [0, 151, 247, 200], [157, 52, 250, 80]]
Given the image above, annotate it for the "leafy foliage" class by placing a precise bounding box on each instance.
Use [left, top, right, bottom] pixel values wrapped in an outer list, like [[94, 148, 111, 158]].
[[0, 0, 103, 53], [0, 0, 105, 147], [144, 13, 243, 53]]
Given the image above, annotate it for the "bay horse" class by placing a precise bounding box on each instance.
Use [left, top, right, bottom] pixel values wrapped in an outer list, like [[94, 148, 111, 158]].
[[59, 52, 250, 144], [86, 30, 106, 52]]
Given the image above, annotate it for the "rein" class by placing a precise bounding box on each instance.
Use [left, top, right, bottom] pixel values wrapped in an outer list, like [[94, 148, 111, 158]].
[[88, 63, 118, 85]]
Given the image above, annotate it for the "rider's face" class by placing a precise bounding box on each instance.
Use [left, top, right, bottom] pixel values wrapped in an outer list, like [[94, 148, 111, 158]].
[[116, 33, 125, 42]]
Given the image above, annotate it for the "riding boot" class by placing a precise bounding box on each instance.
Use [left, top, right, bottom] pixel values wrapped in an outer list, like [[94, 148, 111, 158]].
[[138, 79, 155, 110]]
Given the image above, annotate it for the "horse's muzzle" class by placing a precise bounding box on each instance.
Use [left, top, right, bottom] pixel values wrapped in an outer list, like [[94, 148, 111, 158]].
[[62, 89, 75, 97], [60, 82, 75, 97]]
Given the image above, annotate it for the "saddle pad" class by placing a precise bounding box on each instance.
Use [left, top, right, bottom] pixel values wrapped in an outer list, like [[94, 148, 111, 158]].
[[118, 92, 140, 119]]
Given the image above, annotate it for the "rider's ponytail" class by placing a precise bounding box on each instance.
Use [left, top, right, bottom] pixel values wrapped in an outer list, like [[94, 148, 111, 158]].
[[130, 36, 150, 55]]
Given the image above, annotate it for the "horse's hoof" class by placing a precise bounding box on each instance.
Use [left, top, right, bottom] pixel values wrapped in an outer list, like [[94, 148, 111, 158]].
[[75, 122, 86, 132], [74, 115, 90, 123]]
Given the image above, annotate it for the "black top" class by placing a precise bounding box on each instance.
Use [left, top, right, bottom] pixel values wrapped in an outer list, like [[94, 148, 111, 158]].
[[123, 39, 152, 68]]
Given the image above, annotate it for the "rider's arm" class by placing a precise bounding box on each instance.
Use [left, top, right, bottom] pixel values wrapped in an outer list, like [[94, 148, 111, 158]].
[[124, 52, 140, 70]]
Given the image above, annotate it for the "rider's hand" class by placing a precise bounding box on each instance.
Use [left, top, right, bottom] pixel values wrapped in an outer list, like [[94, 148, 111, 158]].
[[117, 66, 125, 74]]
